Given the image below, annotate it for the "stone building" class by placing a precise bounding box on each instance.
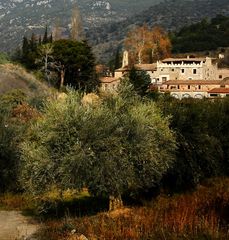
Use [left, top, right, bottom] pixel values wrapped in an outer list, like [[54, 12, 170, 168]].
[[105, 51, 229, 98], [159, 79, 229, 99], [100, 77, 120, 92], [151, 56, 220, 84]]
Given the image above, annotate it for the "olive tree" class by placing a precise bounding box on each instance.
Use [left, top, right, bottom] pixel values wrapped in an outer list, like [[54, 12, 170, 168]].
[[20, 84, 176, 210]]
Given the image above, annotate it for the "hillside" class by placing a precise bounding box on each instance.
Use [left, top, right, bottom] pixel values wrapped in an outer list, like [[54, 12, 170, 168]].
[[0, 63, 51, 97], [0, 0, 161, 53], [90, 0, 229, 62], [172, 15, 229, 53]]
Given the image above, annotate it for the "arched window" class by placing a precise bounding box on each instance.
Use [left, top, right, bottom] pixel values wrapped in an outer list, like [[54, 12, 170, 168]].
[[182, 93, 191, 98], [171, 93, 179, 99], [194, 94, 203, 99]]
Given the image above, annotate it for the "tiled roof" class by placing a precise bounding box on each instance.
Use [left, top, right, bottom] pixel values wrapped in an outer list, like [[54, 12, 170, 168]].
[[208, 88, 229, 94], [135, 64, 157, 71], [115, 66, 130, 72], [100, 77, 119, 83], [163, 80, 222, 85], [115, 63, 157, 72]]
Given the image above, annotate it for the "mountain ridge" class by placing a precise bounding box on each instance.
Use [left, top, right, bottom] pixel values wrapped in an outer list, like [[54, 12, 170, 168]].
[[0, 0, 161, 53], [90, 0, 229, 62]]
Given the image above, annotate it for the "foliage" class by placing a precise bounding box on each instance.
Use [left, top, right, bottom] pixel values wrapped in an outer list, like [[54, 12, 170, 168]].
[[0, 90, 39, 193], [40, 177, 229, 240], [172, 15, 229, 53], [19, 29, 53, 69], [0, 52, 10, 64], [124, 24, 171, 64], [218, 50, 229, 68], [128, 68, 151, 96], [52, 40, 98, 91], [20, 86, 176, 207], [156, 97, 229, 191]]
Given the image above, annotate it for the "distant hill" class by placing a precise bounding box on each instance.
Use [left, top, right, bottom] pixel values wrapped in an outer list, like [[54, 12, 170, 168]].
[[89, 0, 229, 62], [0, 0, 161, 53], [171, 15, 229, 53], [0, 63, 51, 97]]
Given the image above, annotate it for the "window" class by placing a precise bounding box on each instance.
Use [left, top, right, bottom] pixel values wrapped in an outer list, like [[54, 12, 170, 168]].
[[171, 68, 175, 71], [183, 93, 191, 98], [193, 69, 197, 74], [198, 85, 201, 90], [188, 85, 190, 89], [178, 85, 180, 89], [161, 68, 163, 71], [162, 77, 167, 82], [195, 94, 203, 99], [181, 69, 185, 73], [210, 94, 218, 97], [219, 75, 222, 79]]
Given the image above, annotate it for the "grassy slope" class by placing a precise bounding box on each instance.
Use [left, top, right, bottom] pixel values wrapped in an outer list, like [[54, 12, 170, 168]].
[[0, 63, 52, 97]]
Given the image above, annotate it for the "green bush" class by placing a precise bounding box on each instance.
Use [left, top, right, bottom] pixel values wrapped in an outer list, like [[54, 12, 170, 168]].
[[20, 84, 176, 210], [0, 52, 10, 64]]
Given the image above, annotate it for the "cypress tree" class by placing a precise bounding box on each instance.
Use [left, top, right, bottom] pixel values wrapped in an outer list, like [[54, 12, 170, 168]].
[[22, 36, 29, 58], [42, 25, 48, 44]]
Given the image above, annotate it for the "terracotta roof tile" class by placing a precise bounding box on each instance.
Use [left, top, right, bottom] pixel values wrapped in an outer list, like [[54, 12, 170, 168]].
[[99, 77, 119, 83], [135, 64, 157, 71], [208, 88, 229, 94]]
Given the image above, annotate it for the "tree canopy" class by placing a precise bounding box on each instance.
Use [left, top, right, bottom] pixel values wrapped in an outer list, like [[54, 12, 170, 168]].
[[52, 40, 98, 91], [20, 84, 176, 209], [171, 15, 229, 53], [124, 24, 171, 65]]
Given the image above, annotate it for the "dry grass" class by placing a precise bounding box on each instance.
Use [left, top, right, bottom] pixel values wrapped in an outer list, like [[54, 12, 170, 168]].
[[0, 193, 35, 211], [40, 178, 229, 240], [0, 63, 51, 96]]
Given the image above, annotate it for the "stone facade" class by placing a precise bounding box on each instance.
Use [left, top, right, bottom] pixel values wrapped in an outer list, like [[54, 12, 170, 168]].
[[111, 52, 229, 98], [159, 80, 229, 99], [151, 57, 219, 84], [100, 77, 120, 92]]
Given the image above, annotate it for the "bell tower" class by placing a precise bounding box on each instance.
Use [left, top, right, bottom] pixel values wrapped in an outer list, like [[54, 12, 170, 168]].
[[122, 50, 129, 68]]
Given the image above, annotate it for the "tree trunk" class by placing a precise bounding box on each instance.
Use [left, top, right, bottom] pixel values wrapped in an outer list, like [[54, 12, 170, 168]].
[[60, 69, 65, 89], [109, 195, 123, 211]]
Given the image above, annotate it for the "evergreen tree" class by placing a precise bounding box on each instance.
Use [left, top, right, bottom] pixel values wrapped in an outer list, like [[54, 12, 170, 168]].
[[52, 39, 98, 91], [20, 88, 176, 210], [42, 25, 48, 44], [22, 36, 29, 62], [129, 67, 151, 96]]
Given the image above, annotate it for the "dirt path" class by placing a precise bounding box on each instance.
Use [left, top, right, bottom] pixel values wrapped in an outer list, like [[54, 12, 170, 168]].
[[0, 211, 40, 240]]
